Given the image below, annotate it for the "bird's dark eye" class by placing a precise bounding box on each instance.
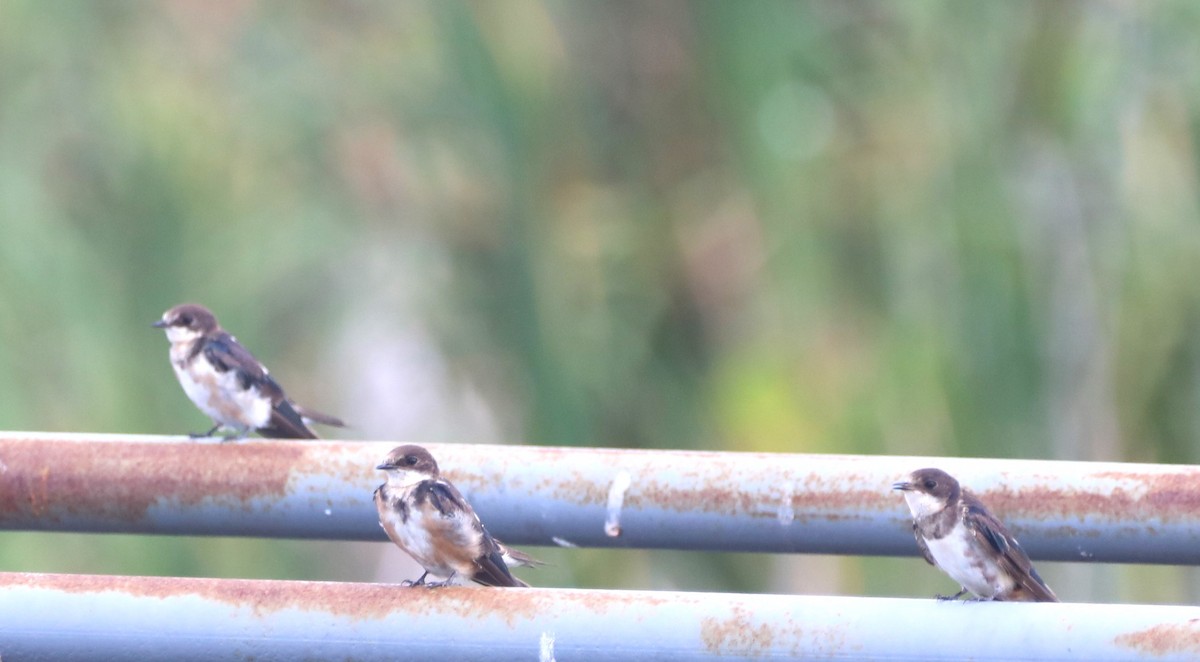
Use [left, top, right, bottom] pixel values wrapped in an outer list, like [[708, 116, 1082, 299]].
[[403, 455, 418, 466], [923, 479, 937, 490], [178, 315, 192, 326]]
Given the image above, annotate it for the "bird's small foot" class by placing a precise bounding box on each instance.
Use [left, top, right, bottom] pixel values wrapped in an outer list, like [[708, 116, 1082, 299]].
[[190, 424, 232, 439], [423, 572, 457, 588], [935, 588, 970, 602], [401, 572, 430, 588]]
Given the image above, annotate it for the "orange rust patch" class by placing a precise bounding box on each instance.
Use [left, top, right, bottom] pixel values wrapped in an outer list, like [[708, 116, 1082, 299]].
[[1113, 620, 1200, 656], [700, 604, 778, 657], [701, 603, 852, 658], [985, 469, 1200, 523], [0, 573, 674, 626], [625, 468, 888, 521], [0, 572, 401, 621], [784, 472, 889, 520], [0, 440, 307, 523]]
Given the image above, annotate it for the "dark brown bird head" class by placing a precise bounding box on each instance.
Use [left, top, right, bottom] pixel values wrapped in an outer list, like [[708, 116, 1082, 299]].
[[893, 467, 961, 518], [153, 303, 220, 341], [376, 444, 441, 487]]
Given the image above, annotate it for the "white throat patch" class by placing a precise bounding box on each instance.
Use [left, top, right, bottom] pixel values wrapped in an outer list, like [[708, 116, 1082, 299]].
[[164, 325, 203, 345], [387, 469, 432, 489], [902, 490, 947, 519]]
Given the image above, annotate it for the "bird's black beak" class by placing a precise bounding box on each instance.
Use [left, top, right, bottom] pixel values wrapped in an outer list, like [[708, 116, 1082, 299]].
[[376, 463, 391, 471], [892, 481, 913, 491], [152, 320, 168, 328]]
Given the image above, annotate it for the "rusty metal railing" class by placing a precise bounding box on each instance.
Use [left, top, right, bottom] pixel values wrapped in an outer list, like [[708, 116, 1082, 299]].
[[3, 572, 1199, 661], [3, 432, 1200, 563]]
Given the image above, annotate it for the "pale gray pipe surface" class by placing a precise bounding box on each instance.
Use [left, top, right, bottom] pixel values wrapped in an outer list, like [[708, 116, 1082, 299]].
[[1, 572, 1197, 661], [2, 433, 1200, 562]]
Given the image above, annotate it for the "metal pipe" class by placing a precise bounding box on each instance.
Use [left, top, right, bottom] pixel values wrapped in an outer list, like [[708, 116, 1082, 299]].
[[1, 572, 1198, 661], [3, 432, 1200, 563]]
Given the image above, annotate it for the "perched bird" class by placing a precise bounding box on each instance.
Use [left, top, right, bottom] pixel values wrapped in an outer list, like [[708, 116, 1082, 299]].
[[893, 468, 1058, 602], [374, 444, 530, 587], [153, 303, 345, 440]]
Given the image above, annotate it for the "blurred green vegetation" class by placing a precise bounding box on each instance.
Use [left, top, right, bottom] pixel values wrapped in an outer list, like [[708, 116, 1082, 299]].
[[3, 1, 1200, 602]]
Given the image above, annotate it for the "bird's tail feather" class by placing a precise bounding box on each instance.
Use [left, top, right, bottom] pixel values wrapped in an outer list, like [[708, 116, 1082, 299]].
[[293, 404, 347, 428]]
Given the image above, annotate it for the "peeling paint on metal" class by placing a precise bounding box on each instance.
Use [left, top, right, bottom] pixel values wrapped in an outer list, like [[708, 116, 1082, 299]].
[[538, 630, 556, 662], [776, 480, 795, 526], [604, 471, 632, 537]]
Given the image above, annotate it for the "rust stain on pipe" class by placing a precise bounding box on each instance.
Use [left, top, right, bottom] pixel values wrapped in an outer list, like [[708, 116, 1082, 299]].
[[0, 439, 308, 522], [627, 474, 885, 522], [699, 604, 852, 658], [986, 470, 1200, 525], [1112, 619, 1200, 656], [700, 604, 777, 657], [0, 572, 677, 627]]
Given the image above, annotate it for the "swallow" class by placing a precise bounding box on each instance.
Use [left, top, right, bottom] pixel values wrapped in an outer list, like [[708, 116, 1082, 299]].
[[374, 444, 530, 587], [153, 303, 345, 440], [893, 468, 1058, 602]]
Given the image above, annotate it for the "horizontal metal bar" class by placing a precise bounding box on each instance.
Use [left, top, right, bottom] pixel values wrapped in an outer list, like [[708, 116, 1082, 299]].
[[2, 432, 1200, 563], [2, 572, 1198, 661]]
